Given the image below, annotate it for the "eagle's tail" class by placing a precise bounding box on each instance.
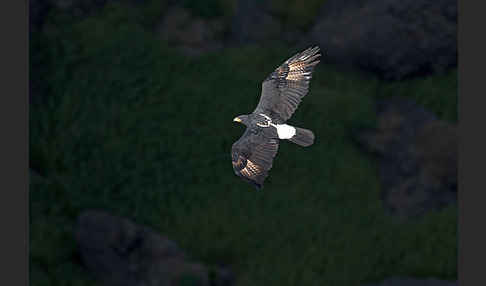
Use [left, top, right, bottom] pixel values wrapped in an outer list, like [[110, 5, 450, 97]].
[[289, 127, 315, 147]]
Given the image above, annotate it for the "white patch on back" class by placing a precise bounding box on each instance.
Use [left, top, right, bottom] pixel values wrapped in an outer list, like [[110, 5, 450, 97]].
[[275, 124, 296, 139]]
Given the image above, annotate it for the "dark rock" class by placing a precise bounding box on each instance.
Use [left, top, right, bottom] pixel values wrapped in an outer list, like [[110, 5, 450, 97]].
[[230, 0, 281, 44], [355, 97, 457, 219], [308, 0, 457, 80], [42, 0, 109, 20], [75, 210, 234, 286], [30, 0, 52, 32], [230, 0, 303, 45], [156, 6, 225, 56], [362, 277, 457, 286], [212, 267, 235, 286]]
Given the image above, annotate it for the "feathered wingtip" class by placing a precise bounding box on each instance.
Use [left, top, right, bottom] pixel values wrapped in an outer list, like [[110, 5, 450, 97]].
[[286, 46, 321, 65], [301, 46, 321, 57]]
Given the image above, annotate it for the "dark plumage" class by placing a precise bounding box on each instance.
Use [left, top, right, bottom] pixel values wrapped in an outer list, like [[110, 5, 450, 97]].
[[231, 46, 321, 189]]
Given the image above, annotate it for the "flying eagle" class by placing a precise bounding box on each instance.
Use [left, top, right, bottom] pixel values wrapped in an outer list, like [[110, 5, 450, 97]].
[[231, 46, 321, 189]]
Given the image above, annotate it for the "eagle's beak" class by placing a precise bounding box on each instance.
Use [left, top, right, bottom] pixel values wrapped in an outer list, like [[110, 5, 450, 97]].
[[233, 117, 242, 123]]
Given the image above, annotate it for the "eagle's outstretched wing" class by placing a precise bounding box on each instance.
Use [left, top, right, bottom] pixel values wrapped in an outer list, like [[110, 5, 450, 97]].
[[231, 130, 279, 189], [254, 46, 321, 123]]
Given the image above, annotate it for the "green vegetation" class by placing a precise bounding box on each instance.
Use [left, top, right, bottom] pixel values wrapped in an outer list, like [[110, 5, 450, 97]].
[[30, 5, 457, 286], [377, 70, 458, 122]]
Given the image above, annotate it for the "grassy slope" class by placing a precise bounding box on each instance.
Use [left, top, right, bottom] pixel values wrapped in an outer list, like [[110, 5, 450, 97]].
[[30, 5, 457, 286]]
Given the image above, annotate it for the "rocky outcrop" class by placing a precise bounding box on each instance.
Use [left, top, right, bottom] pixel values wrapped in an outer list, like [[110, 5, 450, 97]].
[[230, 0, 281, 44], [156, 6, 225, 56], [75, 210, 234, 286], [355, 97, 457, 219], [30, 0, 457, 78], [30, 0, 51, 32], [308, 0, 457, 80], [230, 0, 303, 45]]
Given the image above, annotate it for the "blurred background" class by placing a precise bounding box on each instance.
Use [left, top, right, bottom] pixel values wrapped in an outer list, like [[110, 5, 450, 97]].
[[29, 0, 457, 285]]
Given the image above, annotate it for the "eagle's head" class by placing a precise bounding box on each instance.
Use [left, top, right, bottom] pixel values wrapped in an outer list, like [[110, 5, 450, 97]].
[[233, 115, 249, 126]]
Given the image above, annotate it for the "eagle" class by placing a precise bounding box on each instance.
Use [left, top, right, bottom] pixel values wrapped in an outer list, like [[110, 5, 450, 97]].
[[231, 46, 321, 190]]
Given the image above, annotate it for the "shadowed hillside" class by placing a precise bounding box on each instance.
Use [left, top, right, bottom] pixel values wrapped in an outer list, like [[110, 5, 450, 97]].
[[30, 2, 457, 286]]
